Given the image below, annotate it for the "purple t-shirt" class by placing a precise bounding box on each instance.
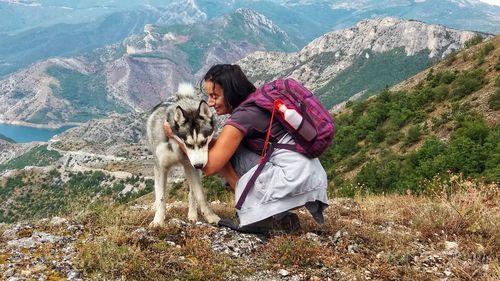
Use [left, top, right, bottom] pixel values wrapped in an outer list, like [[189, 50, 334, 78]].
[[226, 102, 287, 154]]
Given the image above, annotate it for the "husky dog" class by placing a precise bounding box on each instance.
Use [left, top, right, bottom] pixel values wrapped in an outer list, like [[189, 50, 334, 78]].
[[146, 83, 220, 227]]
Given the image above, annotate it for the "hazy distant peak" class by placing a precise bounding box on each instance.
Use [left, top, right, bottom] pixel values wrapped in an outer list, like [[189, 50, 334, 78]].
[[233, 8, 281, 33], [0, 0, 41, 7]]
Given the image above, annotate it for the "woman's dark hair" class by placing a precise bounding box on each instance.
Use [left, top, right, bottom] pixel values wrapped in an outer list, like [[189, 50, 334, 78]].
[[201, 64, 256, 109]]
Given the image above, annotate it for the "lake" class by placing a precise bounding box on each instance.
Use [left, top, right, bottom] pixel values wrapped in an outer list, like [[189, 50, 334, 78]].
[[0, 123, 74, 143]]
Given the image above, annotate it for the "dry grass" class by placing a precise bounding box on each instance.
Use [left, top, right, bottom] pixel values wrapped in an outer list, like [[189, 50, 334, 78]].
[[76, 203, 239, 280], [70, 174, 499, 280]]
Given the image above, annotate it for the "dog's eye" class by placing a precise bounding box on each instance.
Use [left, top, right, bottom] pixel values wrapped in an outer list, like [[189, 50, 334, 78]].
[[200, 139, 207, 146], [185, 143, 195, 149]]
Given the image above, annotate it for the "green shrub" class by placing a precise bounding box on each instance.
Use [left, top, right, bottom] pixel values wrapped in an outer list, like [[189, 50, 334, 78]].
[[432, 84, 450, 101], [366, 126, 385, 144], [488, 88, 500, 110], [446, 137, 486, 175], [450, 69, 485, 99], [483, 126, 500, 181], [203, 176, 228, 202], [444, 52, 457, 66], [464, 35, 483, 48], [405, 125, 421, 145], [480, 43, 495, 57], [343, 153, 367, 172], [453, 117, 489, 145], [329, 126, 359, 159], [355, 157, 402, 193]]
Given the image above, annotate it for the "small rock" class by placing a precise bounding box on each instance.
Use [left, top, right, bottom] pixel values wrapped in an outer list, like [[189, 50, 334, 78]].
[[67, 271, 81, 281], [168, 218, 188, 227], [482, 264, 489, 272], [2, 228, 18, 240], [305, 232, 320, 242], [351, 219, 362, 225], [3, 268, 15, 278], [309, 276, 322, 281], [278, 269, 289, 276], [20, 270, 32, 276], [50, 217, 68, 226], [444, 241, 459, 255], [131, 227, 148, 237], [333, 230, 342, 243], [348, 244, 360, 253]]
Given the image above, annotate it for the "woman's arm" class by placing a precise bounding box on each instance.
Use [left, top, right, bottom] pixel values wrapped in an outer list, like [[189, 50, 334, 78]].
[[202, 124, 244, 176]]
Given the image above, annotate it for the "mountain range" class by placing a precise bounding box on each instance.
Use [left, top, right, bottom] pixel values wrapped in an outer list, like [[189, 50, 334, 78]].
[[0, 13, 483, 126], [0, 0, 499, 78]]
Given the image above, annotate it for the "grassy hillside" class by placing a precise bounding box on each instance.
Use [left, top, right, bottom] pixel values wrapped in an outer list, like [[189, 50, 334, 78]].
[[0, 145, 61, 172], [321, 35, 500, 196]]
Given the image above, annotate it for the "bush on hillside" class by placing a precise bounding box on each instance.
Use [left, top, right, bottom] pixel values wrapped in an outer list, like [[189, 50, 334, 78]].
[[450, 69, 485, 99], [483, 127, 500, 181], [480, 42, 495, 57], [489, 88, 500, 110], [464, 35, 484, 48]]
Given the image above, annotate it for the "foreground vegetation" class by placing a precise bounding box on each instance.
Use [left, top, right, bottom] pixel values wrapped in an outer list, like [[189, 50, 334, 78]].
[[73, 176, 498, 280]]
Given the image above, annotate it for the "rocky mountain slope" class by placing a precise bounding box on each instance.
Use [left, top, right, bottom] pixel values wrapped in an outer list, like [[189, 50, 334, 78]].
[[239, 17, 481, 108], [0, 0, 208, 77], [0, 9, 295, 126]]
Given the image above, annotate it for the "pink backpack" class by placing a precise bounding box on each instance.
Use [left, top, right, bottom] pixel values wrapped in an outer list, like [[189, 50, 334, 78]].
[[235, 79, 335, 210], [241, 78, 335, 158]]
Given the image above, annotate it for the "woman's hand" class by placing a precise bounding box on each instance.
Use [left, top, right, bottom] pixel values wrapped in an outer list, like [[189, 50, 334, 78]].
[[163, 120, 173, 138], [163, 121, 187, 154]]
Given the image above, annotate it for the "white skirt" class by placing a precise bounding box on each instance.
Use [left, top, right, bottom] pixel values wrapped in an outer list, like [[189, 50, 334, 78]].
[[231, 134, 329, 226]]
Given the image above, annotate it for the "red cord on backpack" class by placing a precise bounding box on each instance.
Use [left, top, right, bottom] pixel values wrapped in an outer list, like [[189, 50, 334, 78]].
[[260, 103, 276, 163]]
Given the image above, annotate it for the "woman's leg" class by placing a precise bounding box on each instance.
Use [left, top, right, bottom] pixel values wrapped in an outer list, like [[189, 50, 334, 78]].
[[218, 162, 239, 192]]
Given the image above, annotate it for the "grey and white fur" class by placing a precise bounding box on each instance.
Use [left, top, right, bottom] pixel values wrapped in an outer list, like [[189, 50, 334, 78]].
[[146, 83, 220, 227]]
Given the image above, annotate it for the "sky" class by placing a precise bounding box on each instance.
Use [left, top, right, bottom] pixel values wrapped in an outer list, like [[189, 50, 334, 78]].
[[479, 0, 500, 6]]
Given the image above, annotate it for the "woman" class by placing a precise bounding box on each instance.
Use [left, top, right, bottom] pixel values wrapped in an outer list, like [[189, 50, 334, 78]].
[[166, 64, 329, 233]]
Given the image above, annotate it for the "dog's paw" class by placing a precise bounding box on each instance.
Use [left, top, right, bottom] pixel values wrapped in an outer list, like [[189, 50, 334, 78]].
[[188, 209, 198, 222], [205, 214, 221, 225], [188, 214, 198, 223], [149, 220, 165, 228]]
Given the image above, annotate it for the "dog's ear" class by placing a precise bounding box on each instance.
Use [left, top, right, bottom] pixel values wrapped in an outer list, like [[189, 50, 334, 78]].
[[174, 106, 186, 124], [198, 100, 213, 119]]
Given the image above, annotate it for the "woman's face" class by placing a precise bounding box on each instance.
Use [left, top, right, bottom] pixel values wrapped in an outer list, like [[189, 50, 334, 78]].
[[204, 80, 231, 115]]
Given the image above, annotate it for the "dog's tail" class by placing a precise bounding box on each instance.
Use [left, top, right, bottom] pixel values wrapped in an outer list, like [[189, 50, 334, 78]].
[[177, 83, 196, 99]]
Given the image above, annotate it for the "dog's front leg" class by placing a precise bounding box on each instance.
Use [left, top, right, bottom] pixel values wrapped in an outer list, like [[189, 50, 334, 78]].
[[182, 164, 220, 224], [187, 183, 198, 222], [150, 164, 167, 227]]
